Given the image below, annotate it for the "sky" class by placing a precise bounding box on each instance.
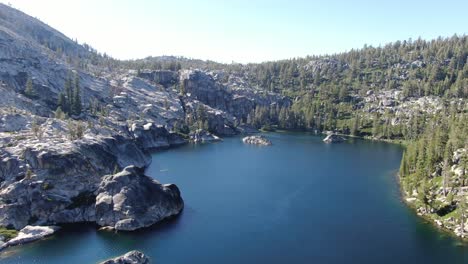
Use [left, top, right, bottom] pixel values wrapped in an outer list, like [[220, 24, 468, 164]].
[[2, 0, 467, 63]]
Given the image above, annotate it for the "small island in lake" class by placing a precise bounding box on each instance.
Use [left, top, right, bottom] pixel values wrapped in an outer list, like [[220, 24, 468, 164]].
[[323, 134, 346, 143], [242, 135, 272, 146]]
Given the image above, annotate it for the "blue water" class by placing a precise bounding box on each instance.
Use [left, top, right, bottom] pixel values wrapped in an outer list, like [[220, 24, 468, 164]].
[[1, 133, 467, 263]]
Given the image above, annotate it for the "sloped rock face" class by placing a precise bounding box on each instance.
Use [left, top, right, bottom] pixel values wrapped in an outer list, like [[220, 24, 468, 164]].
[[180, 69, 291, 121], [100, 250, 150, 264], [95, 166, 183, 231]]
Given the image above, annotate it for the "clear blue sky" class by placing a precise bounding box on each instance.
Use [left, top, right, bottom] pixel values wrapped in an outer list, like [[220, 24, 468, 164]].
[[2, 0, 467, 63]]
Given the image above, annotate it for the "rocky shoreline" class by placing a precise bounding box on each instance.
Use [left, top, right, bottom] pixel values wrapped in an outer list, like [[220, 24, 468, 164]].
[[400, 147, 468, 241]]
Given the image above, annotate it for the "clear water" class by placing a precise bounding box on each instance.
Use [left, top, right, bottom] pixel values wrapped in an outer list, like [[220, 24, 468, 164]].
[[1, 133, 467, 263]]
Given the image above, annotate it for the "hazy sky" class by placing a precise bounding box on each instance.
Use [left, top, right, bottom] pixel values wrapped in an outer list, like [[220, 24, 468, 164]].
[[2, 0, 467, 63]]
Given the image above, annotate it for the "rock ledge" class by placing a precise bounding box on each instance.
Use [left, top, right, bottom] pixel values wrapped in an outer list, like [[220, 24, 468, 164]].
[[3, 225, 60, 250]]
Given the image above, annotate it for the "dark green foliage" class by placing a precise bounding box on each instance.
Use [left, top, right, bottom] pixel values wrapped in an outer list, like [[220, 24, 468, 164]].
[[72, 74, 82, 115], [0, 227, 18, 241], [25, 76, 34, 97], [58, 73, 82, 116]]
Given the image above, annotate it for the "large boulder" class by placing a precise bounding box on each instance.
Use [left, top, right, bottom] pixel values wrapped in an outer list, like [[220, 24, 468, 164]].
[[323, 134, 345, 143], [95, 166, 183, 231], [100, 250, 150, 264]]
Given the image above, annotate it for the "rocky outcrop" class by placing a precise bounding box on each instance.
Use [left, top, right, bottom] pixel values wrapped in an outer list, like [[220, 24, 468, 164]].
[[100, 250, 150, 264], [0, 132, 152, 230], [189, 129, 221, 143], [3, 225, 59, 249], [95, 166, 183, 231], [137, 70, 178, 87], [323, 134, 345, 143], [129, 122, 187, 150], [242, 135, 272, 146], [182, 98, 238, 136]]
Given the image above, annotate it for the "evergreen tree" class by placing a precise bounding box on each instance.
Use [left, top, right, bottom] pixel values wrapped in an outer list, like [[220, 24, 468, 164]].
[[25, 76, 34, 97], [351, 115, 359, 136], [65, 76, 73, 108], [72, 74, 82, 115], [57, 92, 68, 113]]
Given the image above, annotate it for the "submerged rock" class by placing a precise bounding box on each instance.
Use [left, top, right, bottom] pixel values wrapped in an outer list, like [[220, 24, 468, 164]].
[[100, 250, 150, 264], [242, 135, 272, 146], [189, 129, 221, 143], [95, 166, 184, 231], [323, 134, 345, 143], [5, 225, 60, 248]]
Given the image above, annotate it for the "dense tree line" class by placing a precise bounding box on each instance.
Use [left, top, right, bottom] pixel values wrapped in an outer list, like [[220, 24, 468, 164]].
[[399, 109, 467, 227]]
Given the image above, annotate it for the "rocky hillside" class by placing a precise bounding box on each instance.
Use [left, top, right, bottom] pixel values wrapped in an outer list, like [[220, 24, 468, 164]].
[[0, 3, 289, 240]]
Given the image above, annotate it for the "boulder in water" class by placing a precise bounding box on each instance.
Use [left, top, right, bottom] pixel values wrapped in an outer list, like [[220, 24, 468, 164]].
[[242, 135, 272, 146], [99, 250, 150, 264]]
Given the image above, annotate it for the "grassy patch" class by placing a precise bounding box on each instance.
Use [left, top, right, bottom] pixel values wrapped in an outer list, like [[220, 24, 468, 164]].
[[0, 227, 18, 241]]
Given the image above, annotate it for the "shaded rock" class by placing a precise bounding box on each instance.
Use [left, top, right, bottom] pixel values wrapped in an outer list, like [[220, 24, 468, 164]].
[[95, 166, 183, 231], [242, 135, 272, 146], [129, 122, 174, 150], [189, 129, 221, 143], [137, 69, 178, 87], [5, 225, 59, 247], [100, 250, 150, 264]]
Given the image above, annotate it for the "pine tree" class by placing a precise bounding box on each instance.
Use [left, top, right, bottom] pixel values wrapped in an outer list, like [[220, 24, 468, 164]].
[[72, 74, 82, 115], [57, 92, 67, 113], [25, 77, 34, 97], [442, 141, 453, 196], [458, 194, 467, 238], [351, 115, 359, 136], [400, 151, 409, 177], [372, 114, 381, 138], [65, 77, 73, 109]]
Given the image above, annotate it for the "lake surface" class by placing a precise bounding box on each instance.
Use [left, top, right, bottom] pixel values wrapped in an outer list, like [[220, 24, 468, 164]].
[[1, 133, 468, 263]]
